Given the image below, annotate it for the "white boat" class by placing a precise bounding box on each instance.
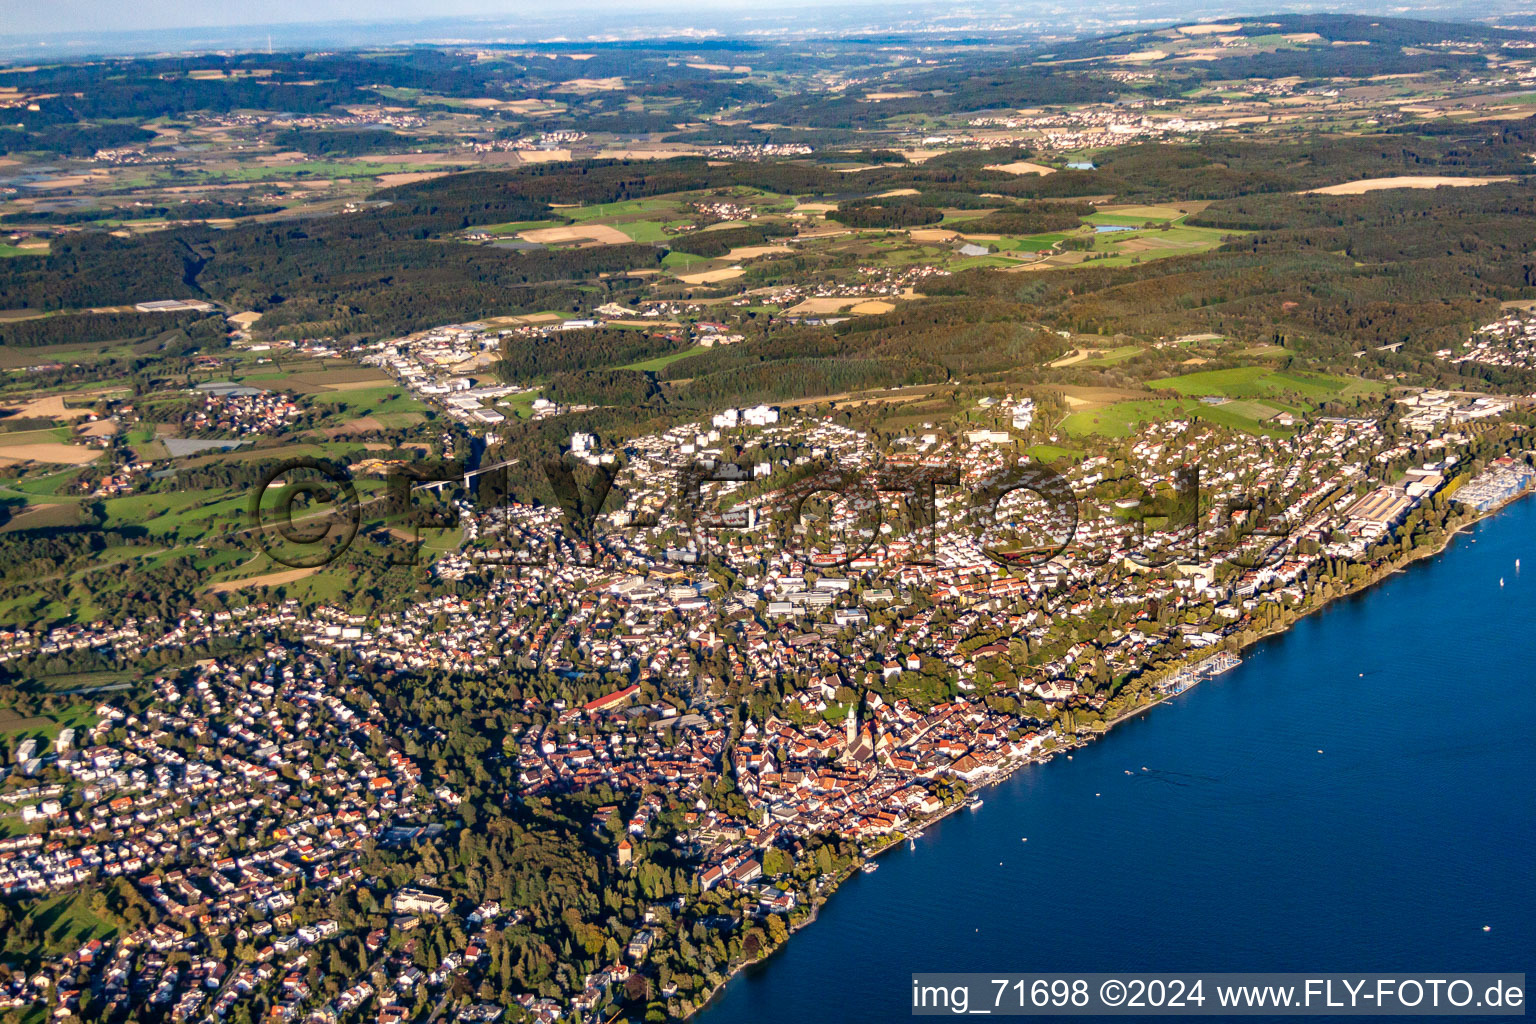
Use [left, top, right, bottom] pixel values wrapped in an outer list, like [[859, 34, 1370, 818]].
[[861, 862, 878, 874], [968, 798, 984, 810]]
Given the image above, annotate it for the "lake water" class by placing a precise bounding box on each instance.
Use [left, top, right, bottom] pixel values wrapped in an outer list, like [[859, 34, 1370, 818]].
[[699, 497, 1536, 1022]]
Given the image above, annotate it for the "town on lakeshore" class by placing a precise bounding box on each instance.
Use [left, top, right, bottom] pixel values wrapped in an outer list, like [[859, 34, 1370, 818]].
[[1, 7, 1535, 1024]]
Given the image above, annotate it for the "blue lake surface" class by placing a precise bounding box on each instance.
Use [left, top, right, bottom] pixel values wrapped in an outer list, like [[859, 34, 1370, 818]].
[[700, 497, 1536, 1022]]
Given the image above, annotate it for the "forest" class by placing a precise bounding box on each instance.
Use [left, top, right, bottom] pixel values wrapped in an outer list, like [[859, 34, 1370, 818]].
[[493, 329, 688, 381], [0, 220, 665, 339], [0, 123, 157, 157], [666, 223, 795, 258], [269, 128, 451, 157], [1, 136, 1531, 388], [0, 309, 221, 348], [4, 115, 1531, 331], [545, 369, 662, 407], [0, 201, 284, 225], [827, 201, 945, 229]]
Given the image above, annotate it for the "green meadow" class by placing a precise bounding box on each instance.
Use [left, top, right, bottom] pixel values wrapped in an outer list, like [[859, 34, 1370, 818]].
[[1149, 366, 1384, 404]]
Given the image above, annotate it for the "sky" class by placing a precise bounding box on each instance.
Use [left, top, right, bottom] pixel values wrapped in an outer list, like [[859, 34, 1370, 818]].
[[1, 0, 819, 37], [0, 0, 1513, 51]]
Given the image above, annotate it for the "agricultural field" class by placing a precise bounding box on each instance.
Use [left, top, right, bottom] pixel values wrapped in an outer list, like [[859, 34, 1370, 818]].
[[1060, 397, 1200, 437], [615, 346, 708, 372], [1060, 396, 1296, 438], [1027, 443, 1085, 463], [1071, 204, 1238, 266], [1053, 366, 1386, 438], [1050, 345, 1144, 368], [480, 219, 563, 236], [0, 701, 96, 748], [1148, 366, 1386, 403]]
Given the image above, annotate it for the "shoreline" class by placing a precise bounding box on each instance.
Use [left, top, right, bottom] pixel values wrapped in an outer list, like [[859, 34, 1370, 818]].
[[1089, 479, 1534, 732], [686, 479, 1535, 1021]]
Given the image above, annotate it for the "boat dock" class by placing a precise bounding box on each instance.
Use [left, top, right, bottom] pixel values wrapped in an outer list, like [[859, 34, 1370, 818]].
[[1159, 651, 1240, 696]]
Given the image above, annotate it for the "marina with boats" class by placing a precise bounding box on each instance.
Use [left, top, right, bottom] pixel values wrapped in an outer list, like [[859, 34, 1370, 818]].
[[1158, 651, 1241, 696]]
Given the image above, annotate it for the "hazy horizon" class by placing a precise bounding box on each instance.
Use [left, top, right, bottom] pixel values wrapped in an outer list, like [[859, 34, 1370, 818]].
[[2, 0, 869, 36], [1, 0, 1529, 61]]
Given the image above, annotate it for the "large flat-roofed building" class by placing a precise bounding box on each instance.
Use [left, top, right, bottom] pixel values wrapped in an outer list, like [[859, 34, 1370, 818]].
[[583, 683, 640, 714], [134, 299, 216, 313], [394, 888, 449, 916], [1345, 486, 1412, 537]]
